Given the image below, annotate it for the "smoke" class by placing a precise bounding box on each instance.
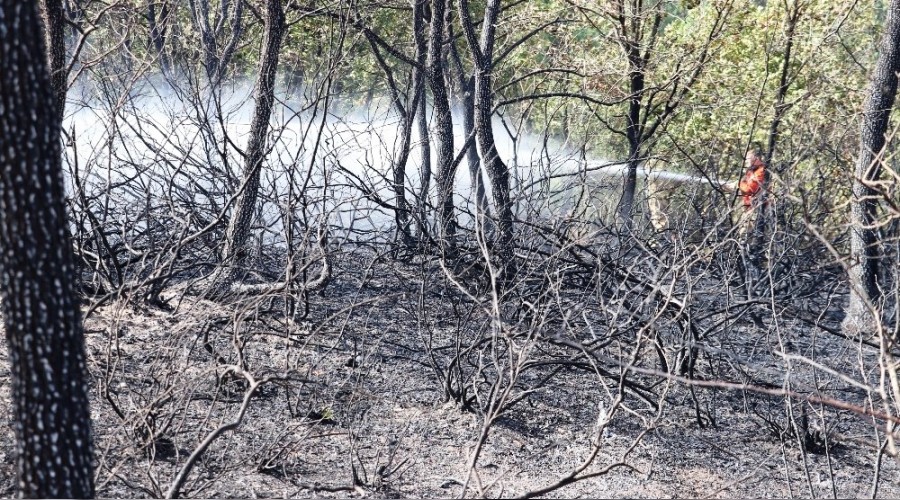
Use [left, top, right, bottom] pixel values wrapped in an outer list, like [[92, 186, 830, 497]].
[[62, 75, 599, 237]]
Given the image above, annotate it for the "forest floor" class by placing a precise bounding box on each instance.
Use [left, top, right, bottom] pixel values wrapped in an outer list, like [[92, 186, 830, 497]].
[[1, 245, 899, 499]]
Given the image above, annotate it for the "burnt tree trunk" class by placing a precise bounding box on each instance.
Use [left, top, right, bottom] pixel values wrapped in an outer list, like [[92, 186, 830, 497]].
[[390, 79, 421, 248], [221, 0, 285, 282], [213, 0, 243, 85], [0, 2, 94, 497], [189, 0, 218, 80], [413, 1, 432, 243], [458, 0, 514, 271], [148, 2, 171, 72], [188, 0, 243, 85], [426, 0, 458, 254], [844, 0, 900, 334], [601, 4, 664, 230], [447, 19, 492, 235], [40, 0, 67, 123], [416, 81, 433, 242], [618, 56, 645, 229]]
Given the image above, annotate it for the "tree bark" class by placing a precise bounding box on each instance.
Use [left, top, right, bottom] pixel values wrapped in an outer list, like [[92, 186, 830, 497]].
[[213, 0, 243, 85], [391, 89, 419, 248], [458, 0, 514, 269], [188, 0, 243, 84], [189, 0, 219, 80], [618, 58, 645, 229], [148, 2, 171, 72], [413, 0, 433, 245], [426, 0, 458, 254], [416, 81, 433, 242], [0, 2, 94, 497], [844, 0, 900, 334], [221, 0, 285, 282], [447, 19, 493, 234], [363, 3, 427, 249], [40, 0, 67, 123]]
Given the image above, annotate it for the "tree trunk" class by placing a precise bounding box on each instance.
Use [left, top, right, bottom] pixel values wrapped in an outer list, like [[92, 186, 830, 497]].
[[189, 0, 219, 80], [459, 0, 514, 269], [221, 0, 285, 282], [413, 0, 432, 244], [618, 62, 644, 229], [384, 63, 421, 249], [392, 97, 417, 248], [187, 0, 243, 85], [751, 3, 801, 251], [40, 0, 67, 123], [460, 79, 492, 226], [426, 0, 457, 254], [364, 3, 427, 249], [0, 2, 94, 497], [148, 2, 171, 72], [619, 155, 640, 229], [416, 82, 432, 242], [447, 21, 493, 235], [844, 0, 900, 334], [212, 0, 243, 85]]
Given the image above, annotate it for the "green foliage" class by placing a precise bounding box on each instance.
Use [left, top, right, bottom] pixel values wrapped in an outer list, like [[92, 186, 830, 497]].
[[80, 0, 890, 233]]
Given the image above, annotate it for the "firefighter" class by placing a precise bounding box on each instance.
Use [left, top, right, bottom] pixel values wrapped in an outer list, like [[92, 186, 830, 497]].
[[738, 147, 767, 235], [740, 149, 767, 208]]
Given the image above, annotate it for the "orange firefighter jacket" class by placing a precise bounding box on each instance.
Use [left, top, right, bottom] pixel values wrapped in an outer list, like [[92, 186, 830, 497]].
[[739, 158, 766, 208]]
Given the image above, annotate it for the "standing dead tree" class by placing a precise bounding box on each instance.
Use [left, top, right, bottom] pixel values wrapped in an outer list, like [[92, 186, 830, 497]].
[[425, 0, 460, 256], [457, 0, 515, 272], [843, 0, 900, 334], [0, 1, 94, 496], [221, 0, 285, 284], [446, 11, 492, 235]]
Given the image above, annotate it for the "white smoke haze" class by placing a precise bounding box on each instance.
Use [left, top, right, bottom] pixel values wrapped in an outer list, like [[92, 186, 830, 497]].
[[61, 74, 732, 245]]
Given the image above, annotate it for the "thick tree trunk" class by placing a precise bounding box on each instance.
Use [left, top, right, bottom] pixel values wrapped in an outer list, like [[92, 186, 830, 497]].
[[40, 0, 67, 123], [0, 2, 94, 497], [426, 0, 457, 254], [844, 0, 900, 334], [221, 0, 285, 282]]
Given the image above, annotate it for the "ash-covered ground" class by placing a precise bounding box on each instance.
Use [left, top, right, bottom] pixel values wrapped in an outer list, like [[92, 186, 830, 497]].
[[1, 245, 898, 499]]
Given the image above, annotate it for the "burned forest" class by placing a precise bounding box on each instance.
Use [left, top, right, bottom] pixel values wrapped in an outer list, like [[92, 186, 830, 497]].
[[4, 0, 900, 498]]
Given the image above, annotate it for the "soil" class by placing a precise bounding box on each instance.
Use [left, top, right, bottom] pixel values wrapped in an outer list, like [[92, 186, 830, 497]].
[[1, 245, 898, 498]]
